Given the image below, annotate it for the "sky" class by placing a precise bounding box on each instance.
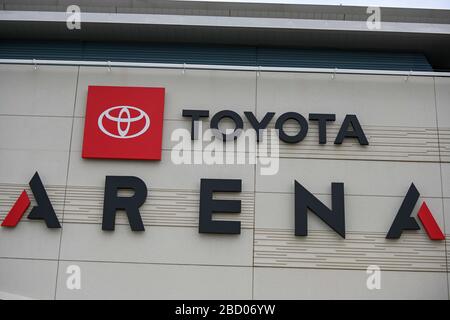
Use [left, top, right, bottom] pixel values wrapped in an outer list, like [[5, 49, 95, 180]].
[[182, 0, 450, 10]]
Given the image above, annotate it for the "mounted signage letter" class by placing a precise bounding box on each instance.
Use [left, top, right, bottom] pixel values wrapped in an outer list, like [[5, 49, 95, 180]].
[[199, 179, 242, 234], [182, 109, 210, 140], [275, 112, 309, 143], [309, 113, 336, 144], [386, 183, 445, 240], [386, 183, 421, 239], [244, 111, 275, 142], [334, 114, 369, 145], [27, 172, 61, 228], [210, 110, 244, 141], [102, 176, 147, 231], [295, 181, 345, 238]]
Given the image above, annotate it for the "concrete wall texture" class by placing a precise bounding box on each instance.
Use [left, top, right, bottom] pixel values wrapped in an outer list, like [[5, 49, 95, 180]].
[[0, 64, 449, 299]]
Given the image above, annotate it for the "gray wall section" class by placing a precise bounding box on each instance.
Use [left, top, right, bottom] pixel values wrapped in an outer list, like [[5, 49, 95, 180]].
[[0, 64, 449, 299]]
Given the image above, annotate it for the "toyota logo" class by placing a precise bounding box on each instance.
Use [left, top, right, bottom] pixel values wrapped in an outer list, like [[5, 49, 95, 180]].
[[98, 106, 150, 139]]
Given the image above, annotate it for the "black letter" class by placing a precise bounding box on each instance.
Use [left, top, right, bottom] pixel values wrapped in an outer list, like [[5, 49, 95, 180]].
[[199, 179, 241, 234], [275, 112, 308, 143], [309, 113, 336, 144], [182, 109, 210, 140], [102, 176, 147, 231], [295, 181, 345, 238], [386, 183, 420, 239], [334, 114, 369, 145], [210, 110, 244, 141], [27, 172, 61, 228], [244, 112, 275, 142]]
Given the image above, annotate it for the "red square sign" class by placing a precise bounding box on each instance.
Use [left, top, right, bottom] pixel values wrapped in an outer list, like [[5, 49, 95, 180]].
[[82, 86, 165, 160]]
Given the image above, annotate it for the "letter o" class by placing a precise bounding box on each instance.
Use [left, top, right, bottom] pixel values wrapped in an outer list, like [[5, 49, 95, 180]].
[[275, 112, 308, 143], [210, 110, 243, 141]]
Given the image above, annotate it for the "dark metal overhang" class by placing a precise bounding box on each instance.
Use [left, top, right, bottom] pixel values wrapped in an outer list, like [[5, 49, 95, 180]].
[[1, 2, 449, 70]]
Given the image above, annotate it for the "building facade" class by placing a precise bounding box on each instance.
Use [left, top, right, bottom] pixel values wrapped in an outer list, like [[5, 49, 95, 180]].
[[0, 1, 449, 299]]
